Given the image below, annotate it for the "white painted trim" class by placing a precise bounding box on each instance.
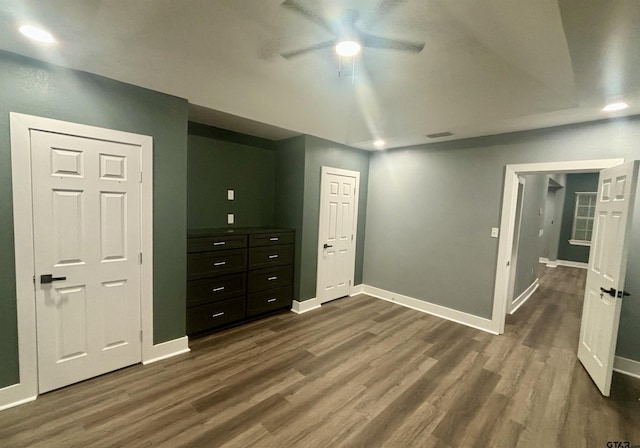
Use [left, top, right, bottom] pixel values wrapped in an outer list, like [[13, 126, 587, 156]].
[[359, 285, 497, 334], [613, 356, 640, 380], [546, 261, 558, 268], [509, 279, 539, 314], [316, 166, 360, 304], [0, 385, 36, 412], [556, 260, 588, 269], [6, 113, 155, 410], [142, 336, 190, 365], [350, 284, 365, 296], [291, 298, 322, 314], [492, 158, 625, 335], [539, 257, 549, 264], [569, 239, 591, 247]]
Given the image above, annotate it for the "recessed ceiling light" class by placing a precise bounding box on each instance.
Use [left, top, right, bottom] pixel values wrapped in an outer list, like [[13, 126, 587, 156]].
[[373, 139, 385, 148], [336, 40, 361, 57], [602, 101, 629, 112], [19, 25, 56, 44]]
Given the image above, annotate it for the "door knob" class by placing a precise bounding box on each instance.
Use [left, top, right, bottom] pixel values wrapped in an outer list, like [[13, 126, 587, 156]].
[[323, 243, 333, 249], [41, 274, 67, 284]]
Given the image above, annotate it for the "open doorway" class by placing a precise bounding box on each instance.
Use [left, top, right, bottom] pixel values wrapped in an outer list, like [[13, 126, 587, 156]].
[[491, 159, 624, 332], [491, 158, 640, 397]]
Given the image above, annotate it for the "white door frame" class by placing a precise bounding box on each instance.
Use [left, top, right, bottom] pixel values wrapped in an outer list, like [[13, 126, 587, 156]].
[[490, 158, 625, 334], [315, 166, 360, 303], [4, 113, 161, 409], [506, 176, 526, 313]]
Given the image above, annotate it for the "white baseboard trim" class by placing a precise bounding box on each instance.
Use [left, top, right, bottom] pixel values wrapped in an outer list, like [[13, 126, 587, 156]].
[[509, 279, 539, 315], [546, 261, 558, 268], [0, 383, 37, 412], [539, 257, 549, 264], [358, 284, 497, 334], [350, 284, 365, 296], [614, 356, 640, 379], [556, 259, 588, 269], [291, 298, 321, 314], [142, 336, 190, 365]]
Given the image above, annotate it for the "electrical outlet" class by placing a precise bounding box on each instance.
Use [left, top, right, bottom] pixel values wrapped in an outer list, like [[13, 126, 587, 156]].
[[227, 213, 234, 224], [227, 189, 234, 201], [490, 227, 499, 238]]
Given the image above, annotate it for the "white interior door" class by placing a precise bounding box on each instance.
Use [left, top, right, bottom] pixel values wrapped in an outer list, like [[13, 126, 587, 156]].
[[31, 130, 142, 393], [316, 167, 359, 304], [578, 161, 638, 396]]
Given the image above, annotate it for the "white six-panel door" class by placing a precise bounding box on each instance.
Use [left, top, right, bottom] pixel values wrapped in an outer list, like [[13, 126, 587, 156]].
[[578, 161, 638, 396], [31, 130, 142, 393], [316, 167, 359, 304]]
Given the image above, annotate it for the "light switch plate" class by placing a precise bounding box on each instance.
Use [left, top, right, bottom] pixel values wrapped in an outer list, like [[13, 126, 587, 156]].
[[491, 227, 499, 238], [227, 189, 234, 201], [227, 213, 234, 224], [539, 229, 544, 237]]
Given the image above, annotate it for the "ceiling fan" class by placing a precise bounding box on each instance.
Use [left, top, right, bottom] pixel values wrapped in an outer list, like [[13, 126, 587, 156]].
[[280, 0, 425, 59]]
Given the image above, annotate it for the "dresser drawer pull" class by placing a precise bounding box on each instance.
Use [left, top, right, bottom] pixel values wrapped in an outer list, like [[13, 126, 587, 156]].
[[269, 237, 279, 241], [212, 312, 225, 318], [267, 298, 277, 303], [212, 286, 225, 292], [268, 254, 279, 259], [268, 276, 278, 281], [213, 241, 226, 246], [214, 261, 226, 266]]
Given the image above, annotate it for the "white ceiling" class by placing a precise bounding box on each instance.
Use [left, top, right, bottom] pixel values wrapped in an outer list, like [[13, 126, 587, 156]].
[[1, 0, 639, 149]]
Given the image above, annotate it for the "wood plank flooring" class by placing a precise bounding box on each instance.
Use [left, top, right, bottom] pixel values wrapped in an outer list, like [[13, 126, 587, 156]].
[[1, 266, 639, 447]]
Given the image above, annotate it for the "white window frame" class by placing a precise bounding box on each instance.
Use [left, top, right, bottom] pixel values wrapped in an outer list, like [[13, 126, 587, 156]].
[[569, 191, 597, 246]]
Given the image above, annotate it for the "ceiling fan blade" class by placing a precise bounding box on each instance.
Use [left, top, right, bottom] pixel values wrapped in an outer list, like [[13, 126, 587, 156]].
[[280, 40, 337, 59], [360, 33, 425, 53], [281, 0, 333, 33], [366, 0, 408, 26]]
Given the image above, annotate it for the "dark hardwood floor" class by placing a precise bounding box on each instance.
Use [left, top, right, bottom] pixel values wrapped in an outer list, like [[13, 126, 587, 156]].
[[1, 266, 639, 447]]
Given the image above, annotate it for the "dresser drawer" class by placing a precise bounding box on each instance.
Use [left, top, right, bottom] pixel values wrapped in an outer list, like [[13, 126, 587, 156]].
[[249, 232, 294, 247], [187, 273, 246, 307], [187, 249, 247, 280], [247, 266, 292, 293], [247, 286, 292, 317], [248, 244, 293, 269], [187, 297, 246, 334], [187, 234, 247, 253]]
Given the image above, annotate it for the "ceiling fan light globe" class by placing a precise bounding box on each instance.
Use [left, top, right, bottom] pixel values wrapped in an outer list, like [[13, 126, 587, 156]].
[[336, 40, 361, 57]]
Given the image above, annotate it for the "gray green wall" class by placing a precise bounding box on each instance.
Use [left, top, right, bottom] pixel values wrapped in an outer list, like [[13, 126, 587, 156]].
[[513, 174, 547, 299], [187, 122, 275, 229], [274, 136, 306, 298], [363, 116, 640, 362], [274, 135, 370, 301], [300, 136, 370, 300], [0, 51, 188, 388], [558, 173, 600, 263]]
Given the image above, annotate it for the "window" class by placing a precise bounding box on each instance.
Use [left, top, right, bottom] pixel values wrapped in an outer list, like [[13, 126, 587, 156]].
[[570, 192, 597, 246]]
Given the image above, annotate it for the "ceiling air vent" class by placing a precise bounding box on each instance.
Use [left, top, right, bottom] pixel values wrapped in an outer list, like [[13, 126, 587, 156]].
[[426, 131, 454, 138]]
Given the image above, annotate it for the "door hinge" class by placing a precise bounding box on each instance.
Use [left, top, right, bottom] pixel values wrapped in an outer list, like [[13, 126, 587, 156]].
[[139, 171, 143, 183], [139, 252, 143, 264], [349, 280, 352, 286], [351, 234, 354, 241], [140, 330, 143, 342]]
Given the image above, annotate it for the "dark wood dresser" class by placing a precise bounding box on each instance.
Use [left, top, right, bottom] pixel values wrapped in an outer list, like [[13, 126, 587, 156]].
[[186, 227, 295, 335]]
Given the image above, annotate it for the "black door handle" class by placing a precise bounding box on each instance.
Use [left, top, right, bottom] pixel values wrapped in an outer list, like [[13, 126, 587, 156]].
[[600, 287, 631, 298], [41, 274, 67, 284], [323, 243, 333, 249], [600, 287, 615, 297]]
